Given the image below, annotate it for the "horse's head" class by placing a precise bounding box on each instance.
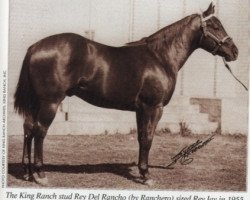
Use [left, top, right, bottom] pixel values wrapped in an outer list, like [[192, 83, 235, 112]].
[[199, 3, 238, 61]]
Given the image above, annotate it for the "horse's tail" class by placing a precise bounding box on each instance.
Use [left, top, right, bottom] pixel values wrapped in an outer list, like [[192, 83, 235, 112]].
[[14, 49, 39, 118]]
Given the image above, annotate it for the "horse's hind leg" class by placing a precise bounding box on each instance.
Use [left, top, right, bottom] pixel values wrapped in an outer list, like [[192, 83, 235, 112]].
[[22, 116, 35, 181], [136, 104, 163, 185], [32, 100, 62, 185]]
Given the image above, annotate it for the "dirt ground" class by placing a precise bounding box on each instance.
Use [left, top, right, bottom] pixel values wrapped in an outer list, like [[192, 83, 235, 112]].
[[8, 133, 247, 191]]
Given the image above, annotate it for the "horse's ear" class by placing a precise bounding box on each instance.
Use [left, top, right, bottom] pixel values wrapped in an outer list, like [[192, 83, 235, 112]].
[[203, 2, 215, 17]]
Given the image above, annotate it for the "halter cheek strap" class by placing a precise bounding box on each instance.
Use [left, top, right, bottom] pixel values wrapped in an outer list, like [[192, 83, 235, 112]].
[[199, 14, 231, 55]]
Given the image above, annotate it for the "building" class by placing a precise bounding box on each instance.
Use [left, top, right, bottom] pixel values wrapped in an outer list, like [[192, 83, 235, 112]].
[[8, 0, 249, 135]]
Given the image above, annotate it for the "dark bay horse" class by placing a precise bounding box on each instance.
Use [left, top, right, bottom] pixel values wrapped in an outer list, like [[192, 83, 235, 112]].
[[14, 3, 238, 185]]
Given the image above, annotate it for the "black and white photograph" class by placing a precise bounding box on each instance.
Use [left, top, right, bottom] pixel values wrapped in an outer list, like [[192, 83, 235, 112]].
[[0, 0, 249, 197]]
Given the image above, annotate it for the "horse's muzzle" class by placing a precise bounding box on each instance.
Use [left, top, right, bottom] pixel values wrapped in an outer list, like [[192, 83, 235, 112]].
[[225, 45, 238, 62]]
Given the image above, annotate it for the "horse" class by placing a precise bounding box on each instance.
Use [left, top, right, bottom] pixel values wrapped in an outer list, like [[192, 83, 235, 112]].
[[14, 3, 238, 186]]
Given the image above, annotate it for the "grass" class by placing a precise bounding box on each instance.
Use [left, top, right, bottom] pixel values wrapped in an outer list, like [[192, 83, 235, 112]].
[[8, 133, 247, 191]]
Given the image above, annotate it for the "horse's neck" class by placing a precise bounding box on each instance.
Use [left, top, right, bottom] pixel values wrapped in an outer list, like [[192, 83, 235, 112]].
[[149, 15, 201, 74]]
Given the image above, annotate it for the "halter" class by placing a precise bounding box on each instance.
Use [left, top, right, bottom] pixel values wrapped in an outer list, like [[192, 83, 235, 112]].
[[199, 14, 231, 55], [199, 14, 248, 91]]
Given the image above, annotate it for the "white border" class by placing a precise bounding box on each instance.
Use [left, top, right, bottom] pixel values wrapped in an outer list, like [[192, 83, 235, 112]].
[[0, 0, 9, 198], [0, 0, 249, 199]]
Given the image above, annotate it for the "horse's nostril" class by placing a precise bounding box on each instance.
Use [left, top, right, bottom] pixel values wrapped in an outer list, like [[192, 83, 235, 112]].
[[232, 46, 238, 57], [235, 48, 238, 55]]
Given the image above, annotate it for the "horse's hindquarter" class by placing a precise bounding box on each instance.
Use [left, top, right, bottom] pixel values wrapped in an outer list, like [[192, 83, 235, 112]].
[[28, 33, 87, 101]]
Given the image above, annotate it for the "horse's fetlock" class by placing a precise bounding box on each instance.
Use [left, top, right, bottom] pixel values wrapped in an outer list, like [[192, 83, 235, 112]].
[[139, 163, 147, 171], [34, 162, 43, 170], [139, 164, 148, 177]]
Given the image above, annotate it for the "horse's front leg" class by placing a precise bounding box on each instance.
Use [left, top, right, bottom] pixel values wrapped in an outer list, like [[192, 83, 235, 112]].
[[136, 104, 163, 185]]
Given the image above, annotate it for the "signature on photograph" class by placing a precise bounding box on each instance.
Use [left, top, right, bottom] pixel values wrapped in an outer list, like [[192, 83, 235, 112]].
[[166, 135, 214, 169]]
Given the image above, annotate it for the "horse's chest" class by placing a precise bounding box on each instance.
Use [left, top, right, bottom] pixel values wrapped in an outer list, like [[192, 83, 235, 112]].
[[139, 72, 176, 107]]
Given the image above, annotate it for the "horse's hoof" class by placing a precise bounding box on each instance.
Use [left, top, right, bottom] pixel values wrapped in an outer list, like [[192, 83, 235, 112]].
[[33, 173, 48, 186], [144, 179, 155, 186]]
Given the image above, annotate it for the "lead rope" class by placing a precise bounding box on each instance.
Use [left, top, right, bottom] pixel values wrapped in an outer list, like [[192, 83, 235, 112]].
[[222, 58, 248, 91]]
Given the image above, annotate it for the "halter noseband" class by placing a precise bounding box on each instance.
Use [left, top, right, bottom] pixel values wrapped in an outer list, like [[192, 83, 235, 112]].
[[199, 14, 231, 55]]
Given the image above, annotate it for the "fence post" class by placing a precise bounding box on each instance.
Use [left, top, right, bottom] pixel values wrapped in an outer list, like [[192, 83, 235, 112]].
[[180, 0, 186, 96]]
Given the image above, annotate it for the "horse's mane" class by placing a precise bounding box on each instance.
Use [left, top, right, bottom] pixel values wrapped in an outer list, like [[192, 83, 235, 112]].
[[126, 14, 197, 51], [126, 37, 147, 46]]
